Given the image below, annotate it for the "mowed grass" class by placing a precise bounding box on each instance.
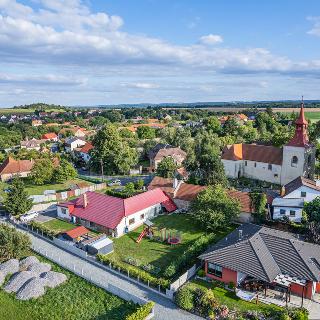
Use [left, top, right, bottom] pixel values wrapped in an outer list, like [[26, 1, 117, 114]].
[[305, 111, 320, 123], [0, 254, 137, 320], [42, 218, 101, 236], [110, 214, 234, 277], [24, 178, 93, 195], [190, 279, 281, 314]]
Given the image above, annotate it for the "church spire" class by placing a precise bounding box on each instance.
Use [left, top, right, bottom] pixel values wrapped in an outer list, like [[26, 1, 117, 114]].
[[286, 96, 309, 147]]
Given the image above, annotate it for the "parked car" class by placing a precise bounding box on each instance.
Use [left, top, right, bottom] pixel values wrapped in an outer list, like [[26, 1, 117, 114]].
[[107, 179, 122, 187], [20, 211, 39, 222]]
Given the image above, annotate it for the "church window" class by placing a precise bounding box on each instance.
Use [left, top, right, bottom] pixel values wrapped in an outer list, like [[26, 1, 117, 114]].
[[245, 161, 247, 166], [291, 156, 298, 167], [274, 174, 278, 178], [301, 191, 306, 197], [254, 162, 257, 167], [268, 164, 272, 170]]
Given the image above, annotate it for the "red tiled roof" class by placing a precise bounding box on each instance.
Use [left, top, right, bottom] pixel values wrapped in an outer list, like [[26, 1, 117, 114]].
[[148, 176, 175, 196], [226, 190, 253, 213], [65, 226, 89, 239], [80, 142, 94, 154], [0, 157, 34, 175], [59, 188, 175, 230], [222, 144, 283, 165], [42, 132, 57, 140], [154, 147, 187, 161]]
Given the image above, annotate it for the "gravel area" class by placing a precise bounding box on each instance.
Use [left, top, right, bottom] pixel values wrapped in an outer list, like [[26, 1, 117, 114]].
[[4, 271, 37, 293], [16, 278, 46, 300], [0, 259, 19, 276], [20, 256, 39, 270], [40, 271, 67, 288], [27, 262, 51, 274]]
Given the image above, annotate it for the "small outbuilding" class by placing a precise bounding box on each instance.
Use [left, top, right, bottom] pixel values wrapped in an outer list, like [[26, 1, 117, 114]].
[[86, 236, 113, 255], [62, 226, 90, 242]]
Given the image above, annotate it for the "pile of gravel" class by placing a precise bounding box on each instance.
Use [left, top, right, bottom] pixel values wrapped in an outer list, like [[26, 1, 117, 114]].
[[16, 278, 46, 300], [19, 256, 39, 270], [4, 271, 37, 293], [27, 262, 51, 274], [40, 271, 67, 288], [0, 259, 19, 276]]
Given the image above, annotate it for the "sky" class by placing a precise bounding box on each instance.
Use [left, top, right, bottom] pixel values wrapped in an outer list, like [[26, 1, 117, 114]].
[[1, 0, 320, 107]]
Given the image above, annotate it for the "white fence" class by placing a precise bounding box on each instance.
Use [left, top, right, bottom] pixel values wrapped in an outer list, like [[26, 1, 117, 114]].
[[169, 264, 197, 292], [27, 202, 57, 213], [30, 183, 107, 203]]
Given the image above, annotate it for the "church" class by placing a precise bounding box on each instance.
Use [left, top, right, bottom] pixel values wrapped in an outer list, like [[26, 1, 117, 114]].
[[221, 103, 315, 186]]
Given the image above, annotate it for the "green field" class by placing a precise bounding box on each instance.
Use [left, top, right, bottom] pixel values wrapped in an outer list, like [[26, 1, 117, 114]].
[[108, 214, 234, 279], [0, 255, 137, 320], [305, 111, 320, 123]]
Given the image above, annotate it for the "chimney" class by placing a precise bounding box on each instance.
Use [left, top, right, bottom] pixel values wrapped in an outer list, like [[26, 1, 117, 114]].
[[173, 177, 179, 189], [316, 180, 320, 187], [280, 185, 286, 197], [238, 229, 243, 240], [83, 193, 88, 208]]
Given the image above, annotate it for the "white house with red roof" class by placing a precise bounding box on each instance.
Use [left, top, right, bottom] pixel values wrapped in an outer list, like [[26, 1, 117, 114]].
[[57, 188, 177, 237], [0, 157, 34, 182], [78, 142, 94, 163], [222, 102, 315, 185]]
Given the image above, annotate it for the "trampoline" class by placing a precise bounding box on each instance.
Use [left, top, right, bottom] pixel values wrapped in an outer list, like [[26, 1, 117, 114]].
[[168, 237, 181, 245]]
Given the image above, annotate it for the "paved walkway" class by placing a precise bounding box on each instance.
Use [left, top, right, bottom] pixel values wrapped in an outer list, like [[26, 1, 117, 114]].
[[27, 231, 201, 320]]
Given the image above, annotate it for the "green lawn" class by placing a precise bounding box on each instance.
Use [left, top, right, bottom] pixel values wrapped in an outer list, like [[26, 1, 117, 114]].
[[108, 214, 235, 279], [190, 279, 281, 314], [305, 111, 320, 123], [0, 254, 137, 320], [24, 178, 93, 195]]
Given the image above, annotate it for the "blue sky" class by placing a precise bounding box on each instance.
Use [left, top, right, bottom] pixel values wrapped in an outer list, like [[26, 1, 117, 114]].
[[1, 0, 320, 106]]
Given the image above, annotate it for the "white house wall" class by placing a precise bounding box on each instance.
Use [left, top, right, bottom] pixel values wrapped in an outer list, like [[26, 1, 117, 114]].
[[56, 206, 71, 220], [284, 186, 320, 202], [273, 206, 302, 223]]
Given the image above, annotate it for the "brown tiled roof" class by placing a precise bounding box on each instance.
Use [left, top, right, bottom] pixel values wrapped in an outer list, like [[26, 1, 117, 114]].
[[227, 189, 253, 213], [175, 183, 206, 201], [42, 133, 57, 140], [80, 142, 94, 154], [147, 176, 175, 196], [0, 157, 34, 175], [284, 176, 320, 196], [222, 144, 283, 165], [154, 147, 187, 161]]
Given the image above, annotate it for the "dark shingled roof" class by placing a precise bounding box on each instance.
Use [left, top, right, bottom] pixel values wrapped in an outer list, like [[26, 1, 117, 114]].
[[284, 176, 320, 196], [199, 223, 320, 282]]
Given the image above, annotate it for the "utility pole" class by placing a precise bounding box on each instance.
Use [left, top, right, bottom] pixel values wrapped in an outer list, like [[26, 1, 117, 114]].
[[100, 158, 104, 182]]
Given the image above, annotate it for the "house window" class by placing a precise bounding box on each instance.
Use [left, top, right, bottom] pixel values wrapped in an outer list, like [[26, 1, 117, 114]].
[[280, 209, 286, 215], [140, 214, 145, 220], [207, 263, 222, 278], [61, 208, 68, 215], [129, 218, 135, 225], [291, 156, 298, 167], [254, 162, 257, 167], [290, 210, 296, 217], [245, 161, 248, 166], [268, 164, 272, 170], [301, 191, 307, 197]]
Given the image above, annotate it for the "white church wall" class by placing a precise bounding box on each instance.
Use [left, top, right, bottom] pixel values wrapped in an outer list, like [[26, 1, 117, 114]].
[[242, 160, 281, 184]]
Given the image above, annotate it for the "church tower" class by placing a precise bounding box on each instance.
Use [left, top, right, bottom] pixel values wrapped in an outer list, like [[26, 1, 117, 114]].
[[280, 99, 315, 185]]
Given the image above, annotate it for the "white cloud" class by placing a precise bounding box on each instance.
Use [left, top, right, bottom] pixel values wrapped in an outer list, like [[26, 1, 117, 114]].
[[199, 34, 223, 45], [121, 82, 159, 89], [307, 16, 320, 36]]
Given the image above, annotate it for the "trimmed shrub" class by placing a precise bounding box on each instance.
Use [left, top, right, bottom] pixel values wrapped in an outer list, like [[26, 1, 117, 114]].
[[29, 221, 57, 238], [125, 302, 154, 320], [175, 286, 194, 311], [197, 269, 206, 277], [163, 263, 177, 278], [228, 281, 235, 290]]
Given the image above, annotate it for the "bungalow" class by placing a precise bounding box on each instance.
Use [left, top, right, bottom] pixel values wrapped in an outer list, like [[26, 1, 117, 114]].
[[59, 127, 86, 139], [148, 144, 187, 171], [42, 132, 58, 142], [65, 137, 86, 152], [0, 157, 34, 181], [20, 138, 45, 151], [148, 176, 254, 223], [56, 188, 177, 237], [78, 142, 94, 163], [272, 176, 320, 223], [199, 223, 320, 300]]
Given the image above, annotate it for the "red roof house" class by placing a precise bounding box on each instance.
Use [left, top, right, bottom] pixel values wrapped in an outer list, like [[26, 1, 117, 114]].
[[57, 188, 177, 237], [0, 157, 34, 182], [42, 132, 58, 141], [63, 226, 89, 241]]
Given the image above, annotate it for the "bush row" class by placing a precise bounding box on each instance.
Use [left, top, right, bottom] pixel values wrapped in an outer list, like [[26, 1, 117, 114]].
[[97, 254, 170, 289], [29, 220, 57, 238], [125, 302, 154, 320], [163, 233, 215, 278]]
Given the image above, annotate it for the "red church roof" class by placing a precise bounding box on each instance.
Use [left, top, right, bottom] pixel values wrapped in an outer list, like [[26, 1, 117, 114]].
[[59, 188, 176, 230]]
